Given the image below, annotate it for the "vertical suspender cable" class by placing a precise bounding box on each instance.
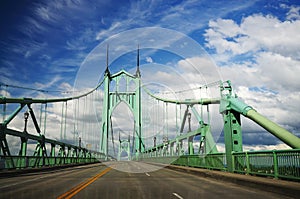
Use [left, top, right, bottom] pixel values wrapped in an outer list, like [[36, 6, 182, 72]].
[[179, 104, 182, 134], [91, 92, 94, 150], [2, 85, 7, 122], [152, 96, 155, 139], [156, 99, 159, 136], [44, 103, 47, 135], [206, 86, 209, 124], [176, 104, 178, 136], [77, 98, 80, 143], [73, 99, 76, 145], [39, 104, 43, 132], [82, 97, 85, 146], [166, 102, 168, 140], [207, 105, 210, 125], [60, 102, 64, 140], [64, 101, 68, 140], [87, 95, 89, 148], [2, 104, 6, 122], [163, 101, 165, 140], [83, 96, 87, 146]]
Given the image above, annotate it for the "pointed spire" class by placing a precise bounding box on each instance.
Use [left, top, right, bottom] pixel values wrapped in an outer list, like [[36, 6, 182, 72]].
[[136, 44, 141, 77], [105, 44, 110, 76]]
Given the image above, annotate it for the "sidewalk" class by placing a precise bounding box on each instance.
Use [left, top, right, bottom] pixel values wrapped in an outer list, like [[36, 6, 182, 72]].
[[164, 164, 300, 197]]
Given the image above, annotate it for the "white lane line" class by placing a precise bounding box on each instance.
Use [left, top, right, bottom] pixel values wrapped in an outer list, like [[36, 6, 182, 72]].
[[145, 173, 150, 176], [172, 192, 184, 199]]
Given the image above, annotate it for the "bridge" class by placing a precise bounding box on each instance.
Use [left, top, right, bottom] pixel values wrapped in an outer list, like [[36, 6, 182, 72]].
[[0, 48, 300, 198]]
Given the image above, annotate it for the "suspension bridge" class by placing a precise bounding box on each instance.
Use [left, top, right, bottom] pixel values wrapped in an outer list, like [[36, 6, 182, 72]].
[[0, 49, 299, 198]]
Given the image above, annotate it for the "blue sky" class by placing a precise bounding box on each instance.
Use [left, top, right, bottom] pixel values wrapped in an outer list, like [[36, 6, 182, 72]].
[[1, 0, 300, 151]]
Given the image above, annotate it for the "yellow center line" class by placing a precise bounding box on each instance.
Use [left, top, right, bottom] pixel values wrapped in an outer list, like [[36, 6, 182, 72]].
[[57, 167, 112, 199]]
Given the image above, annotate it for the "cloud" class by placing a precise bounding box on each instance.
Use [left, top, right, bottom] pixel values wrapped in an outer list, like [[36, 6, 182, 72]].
[[205, 14, 300, 58], [286, 6, 300, 20], [96, 22, 123, 41], [203, 11, 300, 149], [3, 0, 299, 153], [95, 0, 259, 42], [145, 56, 153, 63]]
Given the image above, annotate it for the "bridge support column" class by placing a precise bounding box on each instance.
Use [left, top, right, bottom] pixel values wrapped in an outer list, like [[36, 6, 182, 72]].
[[101, 69, 110, 161], [223, 110, 243, 172], [188, 136, 194, 155]]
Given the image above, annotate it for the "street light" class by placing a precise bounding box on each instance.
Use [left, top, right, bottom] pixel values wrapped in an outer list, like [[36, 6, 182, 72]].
[[24, 111, 29, 132], [187, 112, 191, 132]]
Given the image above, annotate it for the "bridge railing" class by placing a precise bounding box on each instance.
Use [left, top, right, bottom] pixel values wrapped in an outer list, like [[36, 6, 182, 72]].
[[0, 155, 102, 170], [232, 149, 300, 180], [140, 149, 300, 181], [140, 153, 227, 171]]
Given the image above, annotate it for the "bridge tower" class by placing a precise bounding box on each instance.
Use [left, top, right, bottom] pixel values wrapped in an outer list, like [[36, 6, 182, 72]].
[[100, 47, 143, 160], [118, 133, 131, 161]]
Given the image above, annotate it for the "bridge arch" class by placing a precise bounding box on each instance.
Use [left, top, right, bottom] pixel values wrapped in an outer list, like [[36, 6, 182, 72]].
[[100, 68, 143, 160]]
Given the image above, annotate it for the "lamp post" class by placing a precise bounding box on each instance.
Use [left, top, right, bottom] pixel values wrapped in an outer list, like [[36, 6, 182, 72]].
[[187, 112, 191, 132], [24, 111, 29, 132]]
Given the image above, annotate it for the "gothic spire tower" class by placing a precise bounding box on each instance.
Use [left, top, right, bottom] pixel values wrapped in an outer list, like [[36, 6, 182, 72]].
[[135, 44, 141, 77], [105, 44, 110, 76]]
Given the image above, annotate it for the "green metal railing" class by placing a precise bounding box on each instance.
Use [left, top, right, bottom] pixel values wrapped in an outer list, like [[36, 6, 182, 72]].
[[140, 149, 300, 181], [232, 149, 300, 180], [0, 155, 102, 170], [140, 153, 226, 170], [172, 153, 226, 170]]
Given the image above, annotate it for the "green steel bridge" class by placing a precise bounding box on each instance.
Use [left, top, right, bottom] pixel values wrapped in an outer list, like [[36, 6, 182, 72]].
[[0, 52, 300, 186]]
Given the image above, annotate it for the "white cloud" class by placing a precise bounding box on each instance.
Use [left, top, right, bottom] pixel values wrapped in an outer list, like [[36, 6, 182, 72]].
[[96, 22, 123, 41], [205, 14, 300, 58], [0, 89, 11, 98], [145, 56, 153, 63], [285, 5, 300, 20], [256, 51, 300, 91], [217, 143, 291, 152], [95, 1, 258, 42], [204, 11, 300, 147]]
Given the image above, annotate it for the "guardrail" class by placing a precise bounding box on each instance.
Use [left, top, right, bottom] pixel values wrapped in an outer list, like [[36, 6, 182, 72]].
[[0, 155, 102, 170], [140, 149, 300, 181], [139, 153, 226, 171], [232, 149, 300, 180]]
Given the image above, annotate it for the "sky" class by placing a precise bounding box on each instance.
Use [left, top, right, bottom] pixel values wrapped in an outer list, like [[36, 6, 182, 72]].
[[1, 0, 300, 153]]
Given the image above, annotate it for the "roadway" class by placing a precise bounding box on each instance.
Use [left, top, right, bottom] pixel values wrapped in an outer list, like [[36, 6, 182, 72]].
[[0, 162, 295, 199]]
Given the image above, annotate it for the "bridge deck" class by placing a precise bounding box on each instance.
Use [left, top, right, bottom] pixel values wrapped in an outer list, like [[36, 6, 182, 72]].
[[0, 162, 298, 199]]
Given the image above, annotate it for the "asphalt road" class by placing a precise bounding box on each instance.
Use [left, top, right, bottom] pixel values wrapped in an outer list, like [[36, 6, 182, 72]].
[[0, 162, 295, 199]]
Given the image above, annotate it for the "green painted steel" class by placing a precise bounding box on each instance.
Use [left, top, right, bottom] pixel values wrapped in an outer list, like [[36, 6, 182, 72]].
[[118, 136, 131, 161], [0, 155, 100, 169], [140, 149, 300, 181], [246, 110, 300, 149], [143, 86, 220, 105], [222, 110, 243, 172], [218, 80, 300, 173], [100, 67, 144, 160], [0, 78, 105, 105], [232, 149, 300, 180], [1, 66, 300, 183], [219, 80, 300, 149], [0, 92, 106, 170], [140, 153, 226, 170], [190, 106, 218, 154]]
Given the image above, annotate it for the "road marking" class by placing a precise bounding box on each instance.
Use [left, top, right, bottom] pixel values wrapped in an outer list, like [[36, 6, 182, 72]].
[[57, 167, 112, 199], [172, 192, 184, 199], [145, 173, 150, 176]]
